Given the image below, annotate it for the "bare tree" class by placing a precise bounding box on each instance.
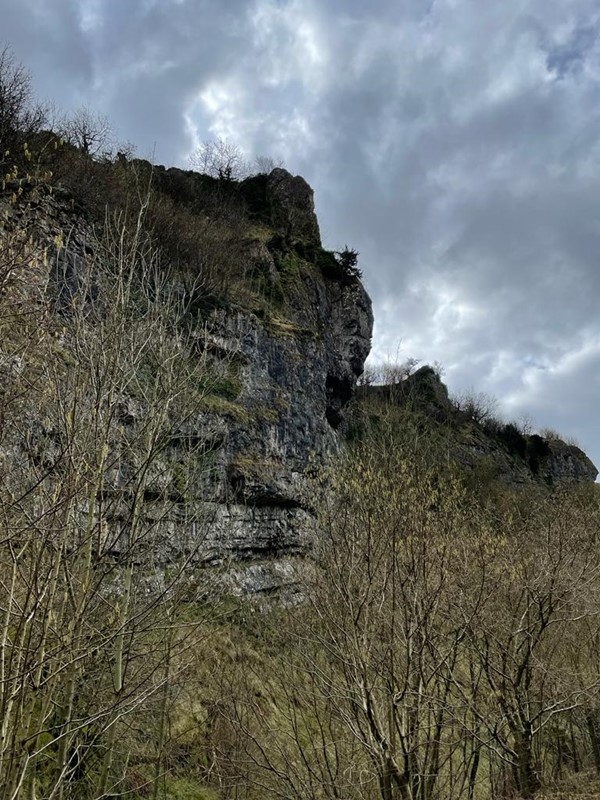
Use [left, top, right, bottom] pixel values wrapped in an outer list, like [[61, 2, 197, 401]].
[[253, 154, 285, 174], [451, 389, 500, 425], [300, 439, 479, 800], [190, 137, 249, 181], [60, 106, 113, 157], [381, 357, 420, 385], [456, 489, 600, 798], [0, 198, 230, 798]]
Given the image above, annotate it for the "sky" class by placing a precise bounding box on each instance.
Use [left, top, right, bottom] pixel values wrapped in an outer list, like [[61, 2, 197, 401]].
[[3, 0, 600, 467]]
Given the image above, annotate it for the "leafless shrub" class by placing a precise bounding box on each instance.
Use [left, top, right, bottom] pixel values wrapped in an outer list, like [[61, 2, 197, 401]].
[[0, 45, 47, 171], [452, 389, 499, 424], [190, 138, 284, 181], [59, 105, 113, 157], [253, 153, 285, 174], [539, 426, 581, 448], [190, 137, 250, 181]]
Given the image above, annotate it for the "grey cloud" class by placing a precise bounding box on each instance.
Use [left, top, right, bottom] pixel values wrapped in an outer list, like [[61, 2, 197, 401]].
[[2, 0, 600, 467], [546, 24, 599, 77], [1, 0, 92, 103]]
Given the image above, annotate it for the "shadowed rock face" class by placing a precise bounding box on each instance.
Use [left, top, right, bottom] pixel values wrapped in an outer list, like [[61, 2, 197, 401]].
[[198, 171, 373, 593], [538, 440, 598, 484], [262, 168, 322, 247], [1, 169, 373, 597], [234, 168, 323, 248]]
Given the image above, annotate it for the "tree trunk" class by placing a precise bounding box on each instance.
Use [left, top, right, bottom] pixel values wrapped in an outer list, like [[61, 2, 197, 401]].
[[468, 748, 480, 800], [514, 727, 540, 799], [587, 711, 600, 775]]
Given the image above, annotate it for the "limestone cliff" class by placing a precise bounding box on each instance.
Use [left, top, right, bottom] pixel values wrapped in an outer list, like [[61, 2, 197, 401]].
[[0, 166, 373, 595]]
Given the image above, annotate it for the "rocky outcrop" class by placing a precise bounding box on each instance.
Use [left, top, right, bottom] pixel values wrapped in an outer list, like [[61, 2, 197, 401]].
[[240, 168, 322, 247], [0, 168, 373, 596], [539, 439, 598, 484], [357, 366, 598, 487]]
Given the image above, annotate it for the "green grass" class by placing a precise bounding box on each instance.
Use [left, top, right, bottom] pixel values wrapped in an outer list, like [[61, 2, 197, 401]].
[[200, 394, 249, 422]]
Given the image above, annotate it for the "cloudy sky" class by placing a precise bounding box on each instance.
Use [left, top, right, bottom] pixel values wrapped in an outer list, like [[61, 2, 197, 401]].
[[4, 0, 600, 467]]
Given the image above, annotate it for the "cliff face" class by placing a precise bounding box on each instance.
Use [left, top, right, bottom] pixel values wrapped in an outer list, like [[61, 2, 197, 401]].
[[0, 167, 373, 596]]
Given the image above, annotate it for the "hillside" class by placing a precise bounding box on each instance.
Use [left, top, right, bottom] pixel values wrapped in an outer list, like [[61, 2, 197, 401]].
[[2, 148, 596, 605], [2, 106, 600, 799], [353, 365, 598, 487]]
